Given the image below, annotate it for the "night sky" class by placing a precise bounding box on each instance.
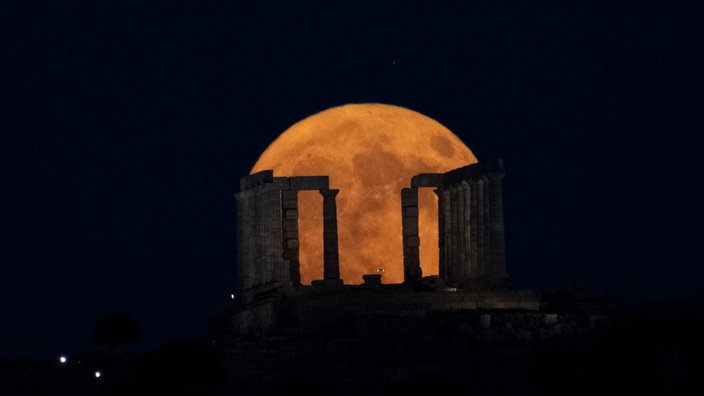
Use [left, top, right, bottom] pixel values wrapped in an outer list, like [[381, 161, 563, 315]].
[[2, 1, 703, 359]]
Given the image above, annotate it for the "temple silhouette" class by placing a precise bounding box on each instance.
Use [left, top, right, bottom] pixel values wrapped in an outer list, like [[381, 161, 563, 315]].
[[234, 160, 523, 297], [211, 160, 553, 389]]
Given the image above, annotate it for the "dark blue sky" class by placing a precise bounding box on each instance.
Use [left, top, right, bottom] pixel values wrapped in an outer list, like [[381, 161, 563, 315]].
[[2, 1, 703, 359]]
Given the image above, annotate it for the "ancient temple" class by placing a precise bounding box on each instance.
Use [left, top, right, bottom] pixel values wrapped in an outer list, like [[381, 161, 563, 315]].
[[218, 161, 594, 391], [235, 160, 511, 305], [222, 158, 540, 370]]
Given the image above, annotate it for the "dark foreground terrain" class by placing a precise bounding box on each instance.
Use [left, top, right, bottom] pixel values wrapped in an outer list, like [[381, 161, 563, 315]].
[[3, 291, 702, 396]]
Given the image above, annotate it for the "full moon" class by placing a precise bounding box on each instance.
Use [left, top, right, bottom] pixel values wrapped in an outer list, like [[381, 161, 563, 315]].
[[251, 103, 476, 284]]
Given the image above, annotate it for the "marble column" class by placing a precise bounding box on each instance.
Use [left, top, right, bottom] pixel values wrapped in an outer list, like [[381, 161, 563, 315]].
[[320, 189, 341, 282], [455, 182, 468, 282], [401, 188, 421, 284], [487, 171, 508, 284], [235, 190, 256, 292], [447, 185, 459, 283], [267, 186, 286, 283], [437, 189, 452, 283], [252, 186, 265, 285], [476, 177, 488, 278], [281, 190, 300, 285], [461, 180, 474, 279]]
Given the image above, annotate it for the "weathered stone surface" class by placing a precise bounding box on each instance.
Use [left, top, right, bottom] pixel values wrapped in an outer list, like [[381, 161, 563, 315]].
[[235, 190, 256, 293], [401, 187, 422, 285], [285, 239, 299, 249], [320, 189, 341, 281], [404, 206, 418, 217], [240, 169, 274, 191], [402, 224, 418, 236], [411, 173, 443, 188], [284, 209, 298, 220], [283, 220, 298, 237], [289, 176, 329, 190], [431, 160, 507, 289], [442, 159, 503, 186], [280, 190, 298, 206], [271, 177, 290, 190]]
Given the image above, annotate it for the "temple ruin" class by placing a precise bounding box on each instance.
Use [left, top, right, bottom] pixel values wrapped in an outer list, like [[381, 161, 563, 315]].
[[217, 160, 542, 387], [402, 159, 508, 288], [234, 160, 518, 305], [215, 161, 612, 391], [235, 172, 343, 303]]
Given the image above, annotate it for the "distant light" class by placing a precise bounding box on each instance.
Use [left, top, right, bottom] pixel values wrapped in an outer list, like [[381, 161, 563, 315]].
[[94, 371, 101, 378], [230, 293, 235, 300], [59, 355, 67, 364], [376, 268, 385, 273]]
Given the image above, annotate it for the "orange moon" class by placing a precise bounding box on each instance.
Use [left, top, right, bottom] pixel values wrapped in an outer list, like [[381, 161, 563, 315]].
[[251, 103, 476, 284]]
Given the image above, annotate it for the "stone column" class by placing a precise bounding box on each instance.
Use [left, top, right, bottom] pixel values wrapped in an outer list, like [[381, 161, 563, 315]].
[[468, 179, 480, 281], [235, 190, 256, 293], [487, 171, 508, 284], [477, 177, 488, 280], [438, 189, 452, 284], [401, 188, 421, 284], [320, 189, 342, 284], [435, 189, 445, 281], [281, 190, 300, 285], [256, 186, 277, 285], [265, 185, 286, 283], [447, 185, 459, 284], [455, 182, 468, 282], [461, 180, 474, 279], [253, 186, 265, 285]]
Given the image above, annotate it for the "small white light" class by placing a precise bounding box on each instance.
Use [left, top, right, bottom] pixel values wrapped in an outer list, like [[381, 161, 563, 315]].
[[230, 293, 235, 299], [94, 371, 101, 378], [59, 355, 67, 364]]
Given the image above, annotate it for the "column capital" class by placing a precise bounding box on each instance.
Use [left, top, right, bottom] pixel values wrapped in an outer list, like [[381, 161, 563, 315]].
[[319, 188, 339, 198]]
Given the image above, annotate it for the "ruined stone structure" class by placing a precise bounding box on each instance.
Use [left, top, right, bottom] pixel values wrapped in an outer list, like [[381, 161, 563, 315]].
[[235, 171, 342, 304], [214, 160, 623, 392], [235, 160, 510, 305], [219, 160, 545, 389], [402, 159, 508, 288]]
